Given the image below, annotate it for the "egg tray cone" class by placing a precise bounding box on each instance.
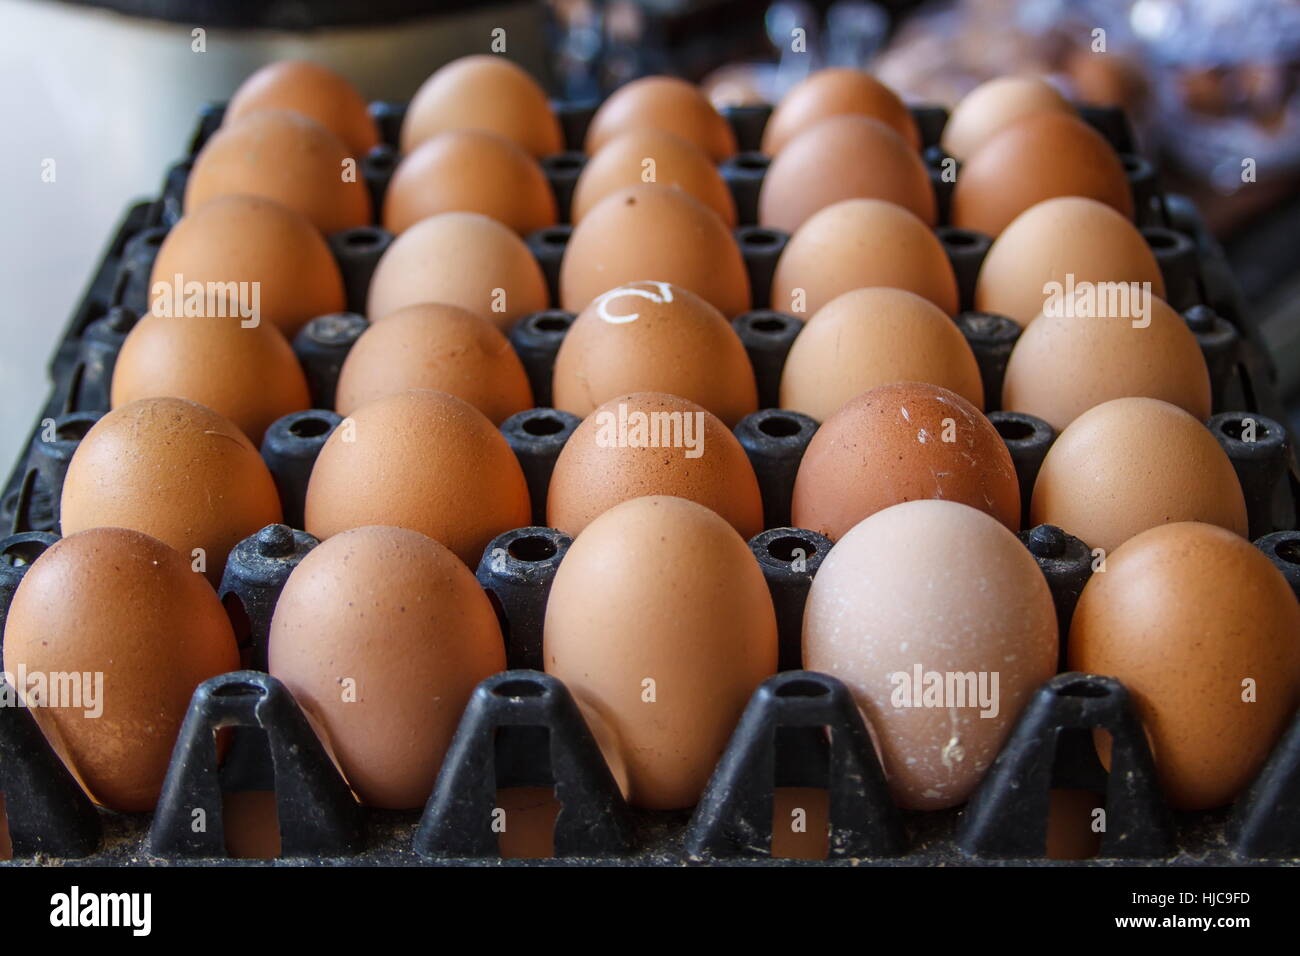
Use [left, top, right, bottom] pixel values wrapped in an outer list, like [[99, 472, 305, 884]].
[[3, 101, 1300, 866]]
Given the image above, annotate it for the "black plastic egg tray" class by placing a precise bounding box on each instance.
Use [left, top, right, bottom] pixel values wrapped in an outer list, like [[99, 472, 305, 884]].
[[2, 97, 1300, 867]]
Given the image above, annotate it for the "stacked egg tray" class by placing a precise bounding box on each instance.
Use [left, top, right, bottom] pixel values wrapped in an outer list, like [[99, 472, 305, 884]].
[[3, 97, 1300, 868]]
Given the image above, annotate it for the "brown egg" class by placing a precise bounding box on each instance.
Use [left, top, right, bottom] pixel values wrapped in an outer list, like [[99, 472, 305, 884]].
[[304, 389, 530, 566], [780, 287, 983, 421], [268, 525, 505, 809], [185, 110, 371, 235], [560, 185, 750, 318], [940, 75, 1075, 162], [951, 113, 1133, 236], [803, 499, 1058, 810], [1069, 522, 1300, 809], [366, 211, 549, 329], [572, 128, 736, 226], [111, 316, 310, 444], [401, 55, 563, 157], [225, 60, 379, 156], [383, 129, 557, 235], [544, 496, 777, 809], [792, 382, 1019, 540], [547, 392, 763, 539], [552, 281, 757, 425], [1002, 295, 1211, 431], [2, 527, 239, 811], [60, 398, 282, 584], [760, 116, 936, 231], [150, 195, 346, 337], [335, 303, 532, 423], [1031, 397, 1247, 554], [761, 67, 920, 154], [771, 199, 959, 318], [585, 76, 737, 161], [974, 196, 1164, 326]]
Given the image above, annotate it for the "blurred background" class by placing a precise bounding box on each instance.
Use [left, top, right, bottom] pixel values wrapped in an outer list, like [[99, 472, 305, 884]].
[[4, 0, 1299, 456]]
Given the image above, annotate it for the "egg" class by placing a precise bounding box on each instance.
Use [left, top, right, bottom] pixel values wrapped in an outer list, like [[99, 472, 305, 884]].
[[974, 197, 1165, 326], [304, 389, 530, 566], [544, 496, 777, 809], [1030, 397, 1248, 553], [150, 195, 346, 337], [771, 199, 959, 318], [759, 116, 935, 231], [186, 110, 371, 235], [761, 68, 920, 154], [780, 287, 983, 421], [951, 113, 1133, 236], [383, 129, 557, 235], [552, 281, 757, 425], [560, 185, 750, 318], [268, 525, 505, 809], [572, 128, 736, 226], [2, 527, 239, 811], [792, 382, 1019, 540], [940, 75, 1075, 162], [111, 315, 310, 444], [334, 303, 532, 423], [401, 55, 563, 157], [60, 397, 282, 584], [366, 212, 549, 329], [802, 499, 1058, 810], [547, 392, 763, 539], [1002, 295, 1211, 431], [584, 76, 737, 161], [1068, 522, 1300, 809], [224, 60, 379, 156]]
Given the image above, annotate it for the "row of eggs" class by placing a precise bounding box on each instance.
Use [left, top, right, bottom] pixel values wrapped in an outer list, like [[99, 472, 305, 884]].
[[6, 58, 1298, 844]]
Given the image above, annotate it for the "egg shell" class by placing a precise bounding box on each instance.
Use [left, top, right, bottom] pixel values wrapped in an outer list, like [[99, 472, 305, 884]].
[[951, 113, 1133, 236], [780, 287, 983, 421], [547, 392, 764, 539], [802, 499, 1058, 810], [111, 315, 311, 444], [552, 281, 757, 425], [2, 527, 239, 811], [940, 74, 1075, 162], [60, 397, 282, 585], [1030, 397, 1248, 554], [759, 116, 936, 232], [401, 55, 563, 157], [1002, 295, 1211, 431], [572, 128, 736, 226], [584, 76, 737, 161], [761, 68, 920, 154], [366, 211, 549, 329], [1068, 521, 1300, 809], [792, 382, 1020, 540], [185, 109, 371, 235], [225, 60, 379, 156], [544, 496, 778, 809], [383, 129, 557, 235], [974, 196, 1164, 326], [335, 303, 533, 422], [150, 194, 346, 338], [304, 389, 531, 567], [771, 198, 959, 318], [268, 525, 506, 809], [560, 184, 751, 318]]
